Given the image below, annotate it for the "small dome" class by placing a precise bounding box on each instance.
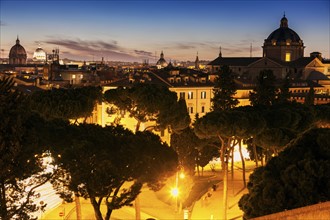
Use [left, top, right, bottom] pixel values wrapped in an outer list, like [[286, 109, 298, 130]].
[[33, 47, 46, 61], [265, 15, 301, 43], [156, 51, 168, 68], [9, 37, 27, 65]]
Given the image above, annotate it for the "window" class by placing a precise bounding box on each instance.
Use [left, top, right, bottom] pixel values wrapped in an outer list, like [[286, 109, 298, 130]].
[[179, 92, 185, 100], [285, 52, 291, 62], [188, 107, 193, 114], [201, 91, 206, 99], [201, 106, 205, 113], [188, 91, 193, 99]]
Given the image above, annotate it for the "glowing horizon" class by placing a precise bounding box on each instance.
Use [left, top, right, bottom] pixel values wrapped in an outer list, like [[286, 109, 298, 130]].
[[0, 0, 329, 62]]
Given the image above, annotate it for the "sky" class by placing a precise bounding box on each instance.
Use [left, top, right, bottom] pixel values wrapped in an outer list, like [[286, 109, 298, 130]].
[[0, 0, 329, 62]]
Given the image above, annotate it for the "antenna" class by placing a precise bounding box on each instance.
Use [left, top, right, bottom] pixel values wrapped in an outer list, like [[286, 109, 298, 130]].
[[250, 43, 252, 57], [155, 51, 157, 64]]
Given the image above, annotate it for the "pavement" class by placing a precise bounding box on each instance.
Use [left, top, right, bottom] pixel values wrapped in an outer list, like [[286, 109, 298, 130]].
[[41, 161, 256, 220]]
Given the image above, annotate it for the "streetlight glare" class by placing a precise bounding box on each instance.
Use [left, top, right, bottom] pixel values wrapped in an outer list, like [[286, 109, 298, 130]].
[[179, 172, 185, 179], [171, 187, 179, 197]]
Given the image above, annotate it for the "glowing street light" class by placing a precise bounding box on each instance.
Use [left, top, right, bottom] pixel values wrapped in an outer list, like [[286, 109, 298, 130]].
[[171, 187, 179, 197]]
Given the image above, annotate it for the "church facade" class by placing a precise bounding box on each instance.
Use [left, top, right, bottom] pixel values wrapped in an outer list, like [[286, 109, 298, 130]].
[[207, 15, 330, 103]]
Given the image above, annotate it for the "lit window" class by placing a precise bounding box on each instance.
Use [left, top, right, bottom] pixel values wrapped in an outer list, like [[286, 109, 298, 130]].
[[72, 74, 76, 79], [188, 92, 193, 99], [285, 52, 291, 62], [201, 91, 206, 99]]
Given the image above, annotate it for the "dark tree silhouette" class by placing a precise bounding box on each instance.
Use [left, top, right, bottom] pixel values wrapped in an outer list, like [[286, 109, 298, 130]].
[[0, 77, 50, 220], [104, 83, 190, 133], [170, 127, 200, 176], [50, 124, 177, 220], [249, 70, 277, 106], [304, 86, 315, 106], [211, 65, 239, 111], [239, 128, 330, 219], [29, 86, 102, 123]]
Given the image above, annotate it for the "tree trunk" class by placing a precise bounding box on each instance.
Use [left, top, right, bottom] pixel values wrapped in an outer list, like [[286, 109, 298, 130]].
[[231, 143, 234, 180], [218, 135, 228, 220], [238, 139, 246, 188], [90, 197, 104, 220], [135, 195, 141, 220], [196, 164, 200, 177], [135, 120, 141, 133], [105, 206, 113, 220], [75, 194, 82, 220], [223, 146, 228, 220], [0, 181, 8, 220], [252, 140, 259, 167]]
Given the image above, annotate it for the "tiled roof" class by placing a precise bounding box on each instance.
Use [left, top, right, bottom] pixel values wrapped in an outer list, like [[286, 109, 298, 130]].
[[307, 71, 330, 81], [208, 57, 261, 66]]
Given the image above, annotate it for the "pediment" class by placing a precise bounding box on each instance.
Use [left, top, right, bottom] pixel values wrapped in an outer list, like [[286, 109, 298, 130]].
[[248, 57, 284, 68], [306, 58, 324, 68]]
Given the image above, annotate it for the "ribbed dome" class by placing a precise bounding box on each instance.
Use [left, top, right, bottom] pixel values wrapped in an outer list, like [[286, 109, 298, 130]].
[[9, 38, 27, 58], [265, 15, 301, 43], [9, 37, 27, 65]]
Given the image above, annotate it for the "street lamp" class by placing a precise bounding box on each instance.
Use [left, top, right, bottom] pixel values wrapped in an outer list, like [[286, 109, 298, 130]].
[[171, 169, 185, 213]]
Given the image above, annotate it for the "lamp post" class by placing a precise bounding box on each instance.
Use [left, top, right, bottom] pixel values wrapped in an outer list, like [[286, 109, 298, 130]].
[[171, 169, 185, 213]]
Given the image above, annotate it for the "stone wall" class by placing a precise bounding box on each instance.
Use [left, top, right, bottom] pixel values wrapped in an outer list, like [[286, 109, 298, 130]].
[[251, 201, 330, 220]]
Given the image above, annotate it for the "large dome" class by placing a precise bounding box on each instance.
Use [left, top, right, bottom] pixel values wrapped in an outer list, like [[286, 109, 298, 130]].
[[33, 47, 46, 61], [262, 15, 304, 62], [9, 37, 27, 65], [265, 15, 301, 43]]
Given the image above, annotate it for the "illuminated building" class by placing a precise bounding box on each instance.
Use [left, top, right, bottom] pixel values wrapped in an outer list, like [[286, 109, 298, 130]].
[[9, 36, 27, 65], [33, 47, 47, 62], [208, 15, 330, 104], [263, 14, 304, 62], [156, 51, 168, 69]]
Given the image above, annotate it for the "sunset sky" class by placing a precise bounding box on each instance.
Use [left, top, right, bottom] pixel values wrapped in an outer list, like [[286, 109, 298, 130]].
[[0, 0, 329, 62]]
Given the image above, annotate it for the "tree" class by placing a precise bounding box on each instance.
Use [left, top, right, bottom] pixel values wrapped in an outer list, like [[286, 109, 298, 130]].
[[0, 77, 50, 220], [239, 128, 330, 219], [276, 75, 291, 104], [104, 83, 190, 133], [211, 65, 239, 111], [29, 86, 102, 123], [196, 144, 218, 176], [304, 86, 315, 106], [249, 69, 277, 106], [194, 109, 263, 219], [50, 124, 178, 220], [170, 127, 200, 176]]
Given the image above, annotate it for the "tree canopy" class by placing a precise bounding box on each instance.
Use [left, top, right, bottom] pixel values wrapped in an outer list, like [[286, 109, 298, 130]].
[[211, 65, 239, 111], [104, 83, 190, 133], [239, 128, 330, 219], [249, 69, 278, 106], [49, 123, 178, 220], [0, 77, 51, 220], [29, 86, 102, 122]]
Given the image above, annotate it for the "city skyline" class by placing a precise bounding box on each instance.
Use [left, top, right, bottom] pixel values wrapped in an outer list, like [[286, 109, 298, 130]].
[[0, 0, 329, 62]]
